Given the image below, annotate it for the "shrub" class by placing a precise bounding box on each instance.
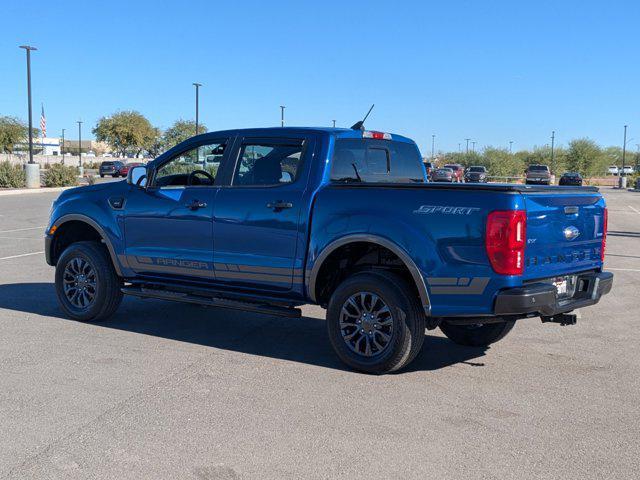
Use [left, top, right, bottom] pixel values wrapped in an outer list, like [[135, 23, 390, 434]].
[[43, 164, 78, 187], [0, 161, 26, 188]]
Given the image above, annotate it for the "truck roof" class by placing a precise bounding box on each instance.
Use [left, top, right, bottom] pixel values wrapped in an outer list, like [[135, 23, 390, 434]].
[[187, 127, 416, 144]]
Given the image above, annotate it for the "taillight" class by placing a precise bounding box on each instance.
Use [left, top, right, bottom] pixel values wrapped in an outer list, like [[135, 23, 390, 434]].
[[601, 207, 608, 261], [485, 210, 527, 275]]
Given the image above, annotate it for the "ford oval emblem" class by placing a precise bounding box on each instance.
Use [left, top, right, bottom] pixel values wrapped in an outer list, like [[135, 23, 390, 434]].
[[563, 226, 581, 240]]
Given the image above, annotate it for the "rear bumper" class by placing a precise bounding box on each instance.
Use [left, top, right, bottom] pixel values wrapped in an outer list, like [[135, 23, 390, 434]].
[[494, 271, 613, 317]]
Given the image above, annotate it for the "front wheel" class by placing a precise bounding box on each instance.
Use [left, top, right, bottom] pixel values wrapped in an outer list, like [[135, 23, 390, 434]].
[[439, 320, 515, 347], [55, 241, 123, 321], [326, 271, 426, 374]]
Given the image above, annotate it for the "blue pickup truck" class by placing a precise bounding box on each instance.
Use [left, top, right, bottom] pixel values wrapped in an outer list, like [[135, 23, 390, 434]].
[[45, 127, 613, 373]]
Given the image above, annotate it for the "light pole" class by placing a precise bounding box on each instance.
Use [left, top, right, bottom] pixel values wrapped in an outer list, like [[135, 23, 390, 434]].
[[19, 45, 37, 164], [471, 141, 476, 153], [551, 130, 555, 165], [77, 120, 83, 177], [19, 45, 40, 188], [465, 138, 470, 154], [61, 128, 65, 164], [193, 83, 202, 135], [431, 134, 435, 160], [458, 143, 461, 152], [332, 119, 336, 128], [280, 105, 286, 127], [509, 141, 513, 153], [619, 125, 628, 188]]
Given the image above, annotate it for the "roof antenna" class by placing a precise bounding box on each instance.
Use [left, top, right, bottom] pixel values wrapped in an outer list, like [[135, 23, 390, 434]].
[[350, 104, 375, 131]]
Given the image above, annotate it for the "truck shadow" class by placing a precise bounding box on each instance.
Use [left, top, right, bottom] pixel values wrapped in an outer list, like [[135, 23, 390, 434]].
[[0, 282, 488, 373]]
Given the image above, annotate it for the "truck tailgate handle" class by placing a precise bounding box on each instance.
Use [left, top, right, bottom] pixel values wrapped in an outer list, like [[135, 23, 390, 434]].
[[267, 201, 293, 211]]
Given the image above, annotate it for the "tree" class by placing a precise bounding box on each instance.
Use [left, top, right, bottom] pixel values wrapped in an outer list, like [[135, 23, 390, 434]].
[[162, 119, 207, 151], [566, 139, 606, 176], [0, 116, 38, 153], [93, 111, 157, 157]]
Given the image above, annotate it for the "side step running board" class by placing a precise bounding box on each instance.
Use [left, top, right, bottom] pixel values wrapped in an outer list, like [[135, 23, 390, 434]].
[[122, 286, 302, 318]]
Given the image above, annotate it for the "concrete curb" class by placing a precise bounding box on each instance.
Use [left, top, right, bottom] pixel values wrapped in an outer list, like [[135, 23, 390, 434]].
[[0, 186, 77, 197]]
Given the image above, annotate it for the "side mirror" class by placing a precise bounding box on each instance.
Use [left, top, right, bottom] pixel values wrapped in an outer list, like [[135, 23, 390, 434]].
[[127, 165, 148, 187]]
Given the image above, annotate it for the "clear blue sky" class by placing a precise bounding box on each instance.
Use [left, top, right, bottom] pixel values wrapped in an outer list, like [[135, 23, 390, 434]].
[[2, 0, 639, 154]]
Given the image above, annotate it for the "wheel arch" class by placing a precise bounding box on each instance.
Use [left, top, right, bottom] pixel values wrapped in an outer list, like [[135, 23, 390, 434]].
[[307, 234, 431, 315], [49, 214, 124, 277]]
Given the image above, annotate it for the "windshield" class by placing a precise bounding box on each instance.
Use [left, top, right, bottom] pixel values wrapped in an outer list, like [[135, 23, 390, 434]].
[[331, 139, 425, 183], [469, 166, 485, 172]]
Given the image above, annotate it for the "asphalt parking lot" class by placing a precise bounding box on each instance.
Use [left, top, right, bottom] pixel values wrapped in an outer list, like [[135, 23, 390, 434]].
[[0, 187, 639, 479]]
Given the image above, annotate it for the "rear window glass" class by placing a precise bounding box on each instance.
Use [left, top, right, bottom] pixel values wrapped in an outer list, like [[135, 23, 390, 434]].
[[528, 165, 549, 171], [331, 139, 424, 183], [102, 162, 114, 166]]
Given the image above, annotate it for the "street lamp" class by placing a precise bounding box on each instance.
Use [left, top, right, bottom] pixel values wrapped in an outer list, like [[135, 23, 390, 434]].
[[193, 83, 202, 135], [465, 138, 470, 154], [509, 141, 513, 153], [19, 45, 37, 164], [77, 120, 83, 177], [280, 105, 286, 127], [471, 141, 476, 153], [431, 134, 435, 160], [332, 119, 336, 128], [620, 125, 628, 188], [19, 45, 40, 188], [551, 131, 555, 165], [61, 128, 65, 165]]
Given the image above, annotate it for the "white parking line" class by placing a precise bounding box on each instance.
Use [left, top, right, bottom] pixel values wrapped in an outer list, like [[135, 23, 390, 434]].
[[607, 267, 640, 272], [0, 226, 45, 234], [628, 205, 640, 215], [0, 251, 44, 261]]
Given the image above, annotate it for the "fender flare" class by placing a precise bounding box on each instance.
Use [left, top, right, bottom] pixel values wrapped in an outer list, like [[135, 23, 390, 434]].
[[51, 214, 124, 277], [307, 234, 431, 315]]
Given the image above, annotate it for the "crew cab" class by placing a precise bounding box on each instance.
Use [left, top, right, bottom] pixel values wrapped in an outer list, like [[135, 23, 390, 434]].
[[45, 127, 613, 373], [525, 164, 552, 185]]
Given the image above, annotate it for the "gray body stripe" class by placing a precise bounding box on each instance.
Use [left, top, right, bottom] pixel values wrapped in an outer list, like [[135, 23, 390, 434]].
[[427, 277, 490, 295], [127, 255, 302, 283]]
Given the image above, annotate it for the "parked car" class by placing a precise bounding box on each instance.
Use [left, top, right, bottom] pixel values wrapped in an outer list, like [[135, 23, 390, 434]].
[[465, 166, 488, 183], [559, 172, 583, 186], [608, 165, 619, 175], [621, 165, 635, 175], [525, 164, 551, 185], [432, 167, 454, 182], [99, 160, 125, 178], [45, 127, 613, 374], [119, 162, 144, 177], [423, 161, 435, 179], [443, 163, 464, 182]]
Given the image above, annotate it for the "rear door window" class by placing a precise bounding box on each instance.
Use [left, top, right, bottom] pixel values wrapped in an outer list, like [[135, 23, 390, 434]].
[[331, 139, 424, 183]]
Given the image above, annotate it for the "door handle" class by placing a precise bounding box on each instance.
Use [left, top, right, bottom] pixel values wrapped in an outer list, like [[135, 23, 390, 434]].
[[186, 200, 207, 210], [266, 201, 293, 211]]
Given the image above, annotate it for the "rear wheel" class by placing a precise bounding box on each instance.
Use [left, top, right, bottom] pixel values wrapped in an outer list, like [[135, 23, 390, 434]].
[[439, 320, 515, 347], [55, 241, 123, 321], [326, 271, 425, 374]]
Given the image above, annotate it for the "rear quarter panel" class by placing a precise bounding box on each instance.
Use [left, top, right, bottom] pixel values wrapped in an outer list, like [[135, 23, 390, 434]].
[[307, 185, 525, 316]]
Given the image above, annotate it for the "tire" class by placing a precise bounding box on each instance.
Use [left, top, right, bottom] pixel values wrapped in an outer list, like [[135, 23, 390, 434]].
[[439, 320, 515, 347], [55, 241, 123, 322], [326, 271, 426, 374], [100, 174, 104, 178], [112, 174, 118, 178]]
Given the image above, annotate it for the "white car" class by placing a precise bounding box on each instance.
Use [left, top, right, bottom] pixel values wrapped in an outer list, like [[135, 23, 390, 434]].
[[621, 165, 635, 175], [608, 165, 619, 175]]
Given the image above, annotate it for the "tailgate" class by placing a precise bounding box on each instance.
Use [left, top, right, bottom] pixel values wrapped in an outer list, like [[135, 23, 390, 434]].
[[523, 190, 605, 280]]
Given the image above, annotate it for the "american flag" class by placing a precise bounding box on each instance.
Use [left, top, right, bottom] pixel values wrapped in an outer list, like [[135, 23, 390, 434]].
[[40, 104, 46, 138]]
